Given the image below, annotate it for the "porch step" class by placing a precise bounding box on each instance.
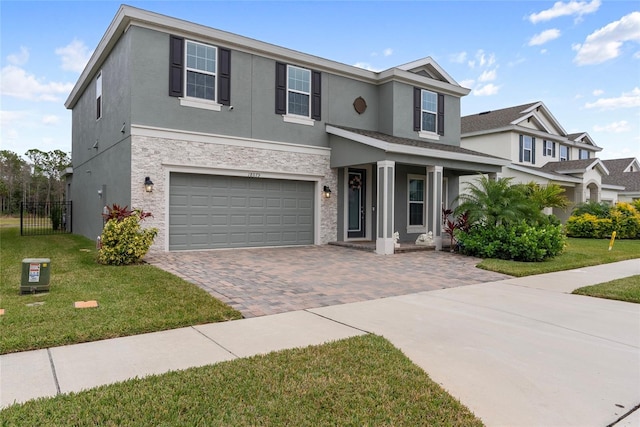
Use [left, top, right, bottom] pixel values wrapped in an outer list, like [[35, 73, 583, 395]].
[[328, 241, 436, 253]]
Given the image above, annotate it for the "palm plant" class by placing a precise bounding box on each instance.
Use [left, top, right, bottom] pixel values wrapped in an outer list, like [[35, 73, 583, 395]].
[[454, 175, 534, 227]]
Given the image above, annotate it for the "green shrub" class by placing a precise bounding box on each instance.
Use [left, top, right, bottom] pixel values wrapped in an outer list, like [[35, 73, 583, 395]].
[[98, 206, 157, 265], [571, 201, 611, 218], [457, 222, 566, 262], [566, 202, 640, 239]]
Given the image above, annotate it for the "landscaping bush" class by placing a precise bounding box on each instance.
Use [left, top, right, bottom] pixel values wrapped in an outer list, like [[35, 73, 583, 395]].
[[566, 202, 640, 239], [457, 222, 566, 262], [98, 204, 158, 265]]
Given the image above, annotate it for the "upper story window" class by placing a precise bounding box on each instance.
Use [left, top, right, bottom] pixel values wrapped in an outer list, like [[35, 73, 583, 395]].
[[275, 62, 321, 124], [519, 135, 535, 163], [559, 145, 569, 161], [185, 40, 216, 101], [543, 140, 555, 157], [421, 91, 437, 133], [413, 88, 444, 137], [408, 176, 425, 229], [287, 65, 311, 117], [169, 35, 231, 109], [579, 149, 590, 160], [96, 72, 102, 120]]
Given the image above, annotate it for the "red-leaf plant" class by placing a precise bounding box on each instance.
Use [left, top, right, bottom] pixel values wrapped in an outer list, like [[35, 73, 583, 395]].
[[102, 203, 153, 222], [442, 207, 470, 252]]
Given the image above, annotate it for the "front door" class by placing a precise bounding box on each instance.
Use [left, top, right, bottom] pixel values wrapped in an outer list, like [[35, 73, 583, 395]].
[[347, 168, 366, 238]]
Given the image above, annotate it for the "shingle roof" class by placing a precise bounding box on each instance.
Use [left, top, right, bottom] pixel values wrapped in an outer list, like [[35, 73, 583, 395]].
[[461, 102, 538, 134], [329, 125, 506, 160], [602, 158, 640, 191], [539, 159, 598, 173]]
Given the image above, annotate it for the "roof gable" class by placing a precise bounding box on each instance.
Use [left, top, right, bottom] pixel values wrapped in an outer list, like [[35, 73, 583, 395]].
[[395, 57, 459, 85], [602, 157, 640, 190]]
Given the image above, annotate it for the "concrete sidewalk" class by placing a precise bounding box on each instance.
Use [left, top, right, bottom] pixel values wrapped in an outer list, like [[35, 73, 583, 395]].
[[2, 259, 639, 426]]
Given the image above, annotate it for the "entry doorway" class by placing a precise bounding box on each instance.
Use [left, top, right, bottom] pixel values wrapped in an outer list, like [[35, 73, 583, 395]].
[[347, 168, 366, 238]]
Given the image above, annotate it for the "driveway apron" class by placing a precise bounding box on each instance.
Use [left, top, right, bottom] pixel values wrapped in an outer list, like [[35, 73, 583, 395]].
[[145, 246, 511, 318]]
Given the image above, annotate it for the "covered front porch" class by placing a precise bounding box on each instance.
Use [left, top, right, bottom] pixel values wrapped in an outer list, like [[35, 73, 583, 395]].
[[327, 125, 508, 254]]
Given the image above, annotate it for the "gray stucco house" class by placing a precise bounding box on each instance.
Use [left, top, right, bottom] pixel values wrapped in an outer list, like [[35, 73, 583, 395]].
[[65, 5, 507, 254]]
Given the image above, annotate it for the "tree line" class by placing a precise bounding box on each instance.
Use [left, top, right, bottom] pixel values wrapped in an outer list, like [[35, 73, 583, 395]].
[[0, 149, 71, 215]]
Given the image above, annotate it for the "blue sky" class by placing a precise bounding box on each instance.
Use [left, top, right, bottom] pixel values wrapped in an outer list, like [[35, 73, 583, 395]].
[[1, 0, 639, 161]]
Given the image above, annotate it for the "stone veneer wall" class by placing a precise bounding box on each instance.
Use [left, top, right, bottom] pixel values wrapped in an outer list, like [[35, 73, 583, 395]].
[[130, 133, 337, 251]]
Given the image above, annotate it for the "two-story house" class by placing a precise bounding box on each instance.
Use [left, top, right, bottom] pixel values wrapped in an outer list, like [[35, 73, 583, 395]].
[[65, 5, 507, 254], [460, 101, 628, 221]]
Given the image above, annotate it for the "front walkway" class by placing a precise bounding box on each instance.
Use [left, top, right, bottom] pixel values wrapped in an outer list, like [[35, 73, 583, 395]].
[[145, 245, 511, 318]]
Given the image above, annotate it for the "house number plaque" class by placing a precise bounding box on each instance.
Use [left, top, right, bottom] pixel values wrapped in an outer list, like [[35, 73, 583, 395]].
[[247, 172, 261, 178]]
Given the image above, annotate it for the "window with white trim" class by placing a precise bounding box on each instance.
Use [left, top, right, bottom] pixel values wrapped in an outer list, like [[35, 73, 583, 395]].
[[185, 40, 217, 101], [579, 149, 590, 160], [520, 135, 534, 163], [544, 140, 555, 157], [421, 90, 437, 133], [559, 145, 569, 161], [96, 72, 102, 120], [287, 65, 311, 117], [408, 176, 425, 229]]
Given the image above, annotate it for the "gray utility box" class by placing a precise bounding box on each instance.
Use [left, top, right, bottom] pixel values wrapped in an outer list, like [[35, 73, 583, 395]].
[[20, 258, 51, 294]]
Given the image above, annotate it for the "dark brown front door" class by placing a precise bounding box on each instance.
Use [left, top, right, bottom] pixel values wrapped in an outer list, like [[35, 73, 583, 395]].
[[347, 169, 366, 238]]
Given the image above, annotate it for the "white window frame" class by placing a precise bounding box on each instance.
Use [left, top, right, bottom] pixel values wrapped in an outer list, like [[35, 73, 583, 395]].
[[544, 140, 554, 157], [420, 90, 437, 135], [286, 65, 311, 118], [559, 145, 569, 161], [579, 149, 590, 160], [522, 135, 533, 163], [184, 40, 217, 104], [96, 71, 102, 121], [407, 174, 426, 233]]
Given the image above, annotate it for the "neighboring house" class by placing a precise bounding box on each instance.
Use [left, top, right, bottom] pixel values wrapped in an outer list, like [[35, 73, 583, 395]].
[[460, 101, 631, 221], [602, 158, 640, 203], [65, 5, 508, 254]]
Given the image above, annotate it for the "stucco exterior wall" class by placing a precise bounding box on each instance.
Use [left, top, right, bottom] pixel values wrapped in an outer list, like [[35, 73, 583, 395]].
[[130, 130, 337, 251]]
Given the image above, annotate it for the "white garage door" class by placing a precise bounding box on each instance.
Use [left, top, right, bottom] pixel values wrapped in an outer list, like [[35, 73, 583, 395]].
[[169, 173, 315, 250]]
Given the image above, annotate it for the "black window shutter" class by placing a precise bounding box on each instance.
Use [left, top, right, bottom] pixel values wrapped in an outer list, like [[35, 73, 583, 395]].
[[275, 62, 287, 115], [311, 70, 321, 121], [543, 141, 547, 157], [218, 48, 231, 106], [519, 135, 523, 162], [552, 142, 556, 158], [437, 93, 445, 136], [413, 87, 421, 131], [531, 138, 536, 163], [169, 35, 184, 97]]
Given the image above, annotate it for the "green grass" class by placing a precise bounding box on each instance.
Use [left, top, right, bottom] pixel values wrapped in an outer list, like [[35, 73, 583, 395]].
[[0, 227, 242, 354], [0, 334, 483, 426], [476, 237, 640, 277], [573, 275, 640, 304]]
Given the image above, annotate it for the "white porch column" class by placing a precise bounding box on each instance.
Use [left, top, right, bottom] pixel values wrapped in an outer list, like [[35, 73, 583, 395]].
[[427, 165, 443, 251], [376, 160, 395, 255]]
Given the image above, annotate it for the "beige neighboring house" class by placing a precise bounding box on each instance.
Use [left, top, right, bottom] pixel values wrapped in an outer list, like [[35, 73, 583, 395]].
[[460, 101, 639, 221]]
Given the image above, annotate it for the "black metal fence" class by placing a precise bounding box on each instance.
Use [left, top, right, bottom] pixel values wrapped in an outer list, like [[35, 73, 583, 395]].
[[20, 201, 72, 236]]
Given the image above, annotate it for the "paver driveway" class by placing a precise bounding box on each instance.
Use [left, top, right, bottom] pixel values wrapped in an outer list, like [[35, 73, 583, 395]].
[[145, 246, 511, 317]]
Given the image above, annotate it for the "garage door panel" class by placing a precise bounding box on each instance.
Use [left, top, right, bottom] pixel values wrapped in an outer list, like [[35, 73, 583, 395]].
[[169, 173, 315, 250]]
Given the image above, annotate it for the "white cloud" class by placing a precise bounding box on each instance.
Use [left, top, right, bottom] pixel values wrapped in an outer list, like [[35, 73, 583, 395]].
[[382, 48, 393, 57], [528, 29, 561, 46], [55, 39, 92, 73], [584, 87, 640, 110], [573, 12, 640, 65], [0, 110, 29, 126], [459, 79, 475, 89], [592, 89, 604, 96], [0, 65, 74, 101], [468, 49, 496, 69], [474, 83, 500, 96], [528, 0, 600, 24], [42, 115, 60, 125], [593, 120, 631, 133], [478, 69, 497, 82], [449, 51, 467, 63], [7, 46, 30, 66]]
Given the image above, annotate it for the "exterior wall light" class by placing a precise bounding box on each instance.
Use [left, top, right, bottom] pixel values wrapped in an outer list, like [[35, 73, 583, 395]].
[[323, 185, 332, 198], [144, 176, 154, 193]]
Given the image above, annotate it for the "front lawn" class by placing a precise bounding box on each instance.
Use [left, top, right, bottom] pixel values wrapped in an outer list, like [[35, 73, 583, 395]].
[[573, 275, 640, 304], [0, 227, 241, 354], [476, 237, 640, 277], [1, 334, 483, 426]]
